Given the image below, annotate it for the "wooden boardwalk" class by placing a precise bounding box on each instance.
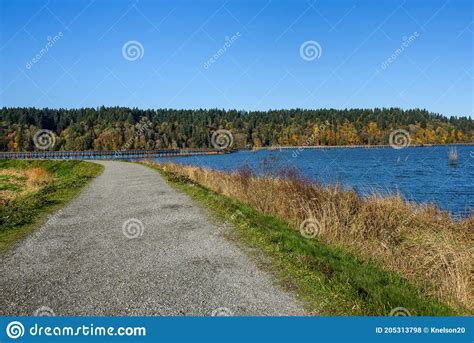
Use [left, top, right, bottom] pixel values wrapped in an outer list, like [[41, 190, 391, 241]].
[[1, 143, 471, 160], [0, 148, 225, 160]]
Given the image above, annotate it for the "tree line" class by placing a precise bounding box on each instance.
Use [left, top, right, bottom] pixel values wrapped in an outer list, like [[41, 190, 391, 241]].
[[1, 107, 473, 151]]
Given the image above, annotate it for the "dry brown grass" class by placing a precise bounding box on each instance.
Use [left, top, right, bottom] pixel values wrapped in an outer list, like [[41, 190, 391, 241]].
[[0, 167, 55, 206], [24, 167, 55, 191], [155, 162, 473, 310], [0, 190, 18, 206]]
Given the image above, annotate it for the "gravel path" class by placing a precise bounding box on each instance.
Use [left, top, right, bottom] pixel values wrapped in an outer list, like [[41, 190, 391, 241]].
[[0, 161, 304, 316]]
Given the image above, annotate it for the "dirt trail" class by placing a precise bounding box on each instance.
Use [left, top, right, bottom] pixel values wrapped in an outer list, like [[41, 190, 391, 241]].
[[0, 161, 304, 316]]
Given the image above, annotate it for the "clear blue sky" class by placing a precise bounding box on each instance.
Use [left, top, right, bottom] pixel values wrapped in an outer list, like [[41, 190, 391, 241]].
[[0, 0, 472, 117]]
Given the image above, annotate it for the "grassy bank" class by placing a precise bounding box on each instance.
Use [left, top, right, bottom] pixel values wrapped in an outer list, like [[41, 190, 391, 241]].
[[146, 162, 472, 315], [0, 160, 103, 251]]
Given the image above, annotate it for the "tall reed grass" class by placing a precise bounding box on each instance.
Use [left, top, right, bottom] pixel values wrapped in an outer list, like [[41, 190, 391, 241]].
[[155, 161, 473, 310]]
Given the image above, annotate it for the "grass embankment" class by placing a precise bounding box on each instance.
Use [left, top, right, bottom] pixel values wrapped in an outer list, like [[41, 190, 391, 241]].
[[145, 161, 473, 315], [0, 160, 103, 251]]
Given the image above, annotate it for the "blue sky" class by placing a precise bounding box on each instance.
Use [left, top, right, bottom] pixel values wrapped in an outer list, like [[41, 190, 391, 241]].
[[0, 0, 472, 117]]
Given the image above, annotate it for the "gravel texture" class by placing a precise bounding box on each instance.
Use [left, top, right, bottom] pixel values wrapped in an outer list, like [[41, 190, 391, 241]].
[[0, 161, 304, 316]]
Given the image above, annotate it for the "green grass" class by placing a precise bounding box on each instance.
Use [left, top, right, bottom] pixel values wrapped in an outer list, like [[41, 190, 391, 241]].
[[150, 165, 461, 316], [0, 159, 103, 251]]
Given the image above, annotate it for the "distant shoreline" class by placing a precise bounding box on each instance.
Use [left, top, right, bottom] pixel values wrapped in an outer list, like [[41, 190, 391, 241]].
[[240, 143, 474, 151], [1, 143, 473, 160]]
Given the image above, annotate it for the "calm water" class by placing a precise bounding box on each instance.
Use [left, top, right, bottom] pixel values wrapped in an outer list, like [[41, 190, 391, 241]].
[[154, 146, 474, 216]]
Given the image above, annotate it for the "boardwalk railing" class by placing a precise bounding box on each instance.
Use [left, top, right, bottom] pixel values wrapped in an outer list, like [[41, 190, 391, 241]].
[[0, 148, 226, 160]]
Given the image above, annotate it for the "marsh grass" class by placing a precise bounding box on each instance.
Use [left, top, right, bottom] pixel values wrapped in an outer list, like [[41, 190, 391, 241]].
[[153, 161, 473, 311]]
